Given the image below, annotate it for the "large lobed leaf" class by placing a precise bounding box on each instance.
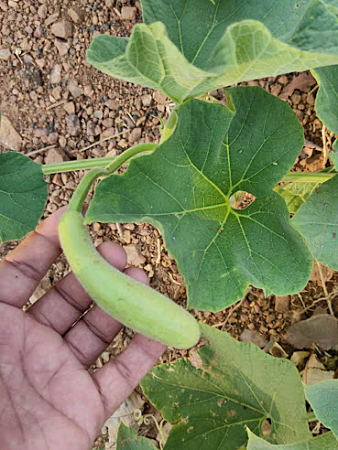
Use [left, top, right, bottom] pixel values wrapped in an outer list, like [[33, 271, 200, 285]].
[[293, 174, 338, 270], [87, 0, 338, 102], [87, 87, 312, 311], [247, 431, 338, 450], [305, 380, 338, 440], [141, 324, 311, 450], [0, 152, 47, 243]]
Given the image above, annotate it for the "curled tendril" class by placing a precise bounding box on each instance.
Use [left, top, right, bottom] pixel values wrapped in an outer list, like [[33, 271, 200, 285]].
[[133, 409, 167, 449]]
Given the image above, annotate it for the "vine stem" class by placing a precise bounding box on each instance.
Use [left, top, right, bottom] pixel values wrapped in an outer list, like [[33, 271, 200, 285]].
[[68, 167, 108, 212], [68, 143, 157, 212], [42, 157, 335, 184], [42, 157, 116, 174]]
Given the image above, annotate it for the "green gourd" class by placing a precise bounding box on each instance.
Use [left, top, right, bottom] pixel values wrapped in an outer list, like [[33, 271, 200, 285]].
[[59, 210, 200, 349]]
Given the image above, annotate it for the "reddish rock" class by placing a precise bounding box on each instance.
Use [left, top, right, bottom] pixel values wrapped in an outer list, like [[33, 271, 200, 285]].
[[67, 6, 85, 23], [51, 20, 73, 39], [45, 148, 68, 165], [55, 39, 70, 56], [63, 102, 75, 115], [121, 6, 137, 20], [0, 116, 22, 150], [141, 94, 152, 107], [124, 244, 146, 266], [274, 295, 290, 313], [128, 127, 142, 144], [68, 80, 83, 98], [50, 64, 62, 84], [38, 4, 47, 19]]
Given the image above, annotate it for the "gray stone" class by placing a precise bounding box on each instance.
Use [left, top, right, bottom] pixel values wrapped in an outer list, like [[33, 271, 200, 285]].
[[0, 48, 11, 60], [66, 114, 81, 136]]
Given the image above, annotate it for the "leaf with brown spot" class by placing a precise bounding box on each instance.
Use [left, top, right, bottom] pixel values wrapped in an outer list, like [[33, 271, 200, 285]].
[[141, 324, 310, 450], [247, 430, 338, 450]]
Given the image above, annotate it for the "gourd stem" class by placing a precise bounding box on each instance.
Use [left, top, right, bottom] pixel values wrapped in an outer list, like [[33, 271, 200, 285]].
[[68, 168, 108, 212], [105, 143, 157, 173], [68, 143, 157, 213]]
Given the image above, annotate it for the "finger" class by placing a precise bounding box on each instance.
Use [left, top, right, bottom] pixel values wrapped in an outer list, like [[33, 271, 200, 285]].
[[0, 207, 65, 308], [123, 267, 149, 284], [64, 267, 150, 367], [28, 241, 127, 335], [92, 334, 166, 417]]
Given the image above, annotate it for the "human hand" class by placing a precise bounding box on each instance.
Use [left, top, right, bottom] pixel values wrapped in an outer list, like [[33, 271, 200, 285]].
[[0, 208, 166, 450]]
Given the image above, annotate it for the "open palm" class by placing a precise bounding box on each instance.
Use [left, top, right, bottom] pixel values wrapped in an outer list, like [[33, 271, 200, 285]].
[[0, 208, 165, 450]]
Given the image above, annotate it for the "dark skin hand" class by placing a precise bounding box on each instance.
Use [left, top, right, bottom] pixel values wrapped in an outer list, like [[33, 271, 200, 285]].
[[0, 208, 166, 450]]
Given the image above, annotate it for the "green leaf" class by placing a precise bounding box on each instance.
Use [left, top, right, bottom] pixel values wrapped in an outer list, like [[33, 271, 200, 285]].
[[247, 430, 338, 450], [0, 152, 47, 243], [313, 65, 338, 135], [87, 87, 312, 311], [305, 380, 338, 440], [141, 324, 311, 450], [274, 182, 319, 214], [313, 65, 338, 169], [116, 423, 157, 450], [331, 140, 338, 169], [293, 174, 338, 270], [87, 0, 338, 102]]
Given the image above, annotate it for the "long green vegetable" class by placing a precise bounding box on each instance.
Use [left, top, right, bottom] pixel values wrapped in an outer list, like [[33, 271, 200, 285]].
[[58, 145, 200, 349], [59, 210, 200, 348]]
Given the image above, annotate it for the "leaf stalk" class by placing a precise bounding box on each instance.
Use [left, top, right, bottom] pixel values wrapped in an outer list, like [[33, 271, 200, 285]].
[[67, 143, 157, 213]]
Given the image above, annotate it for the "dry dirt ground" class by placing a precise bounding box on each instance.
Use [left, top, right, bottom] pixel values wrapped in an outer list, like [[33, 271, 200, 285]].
[[1, 0, 338, 448]]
